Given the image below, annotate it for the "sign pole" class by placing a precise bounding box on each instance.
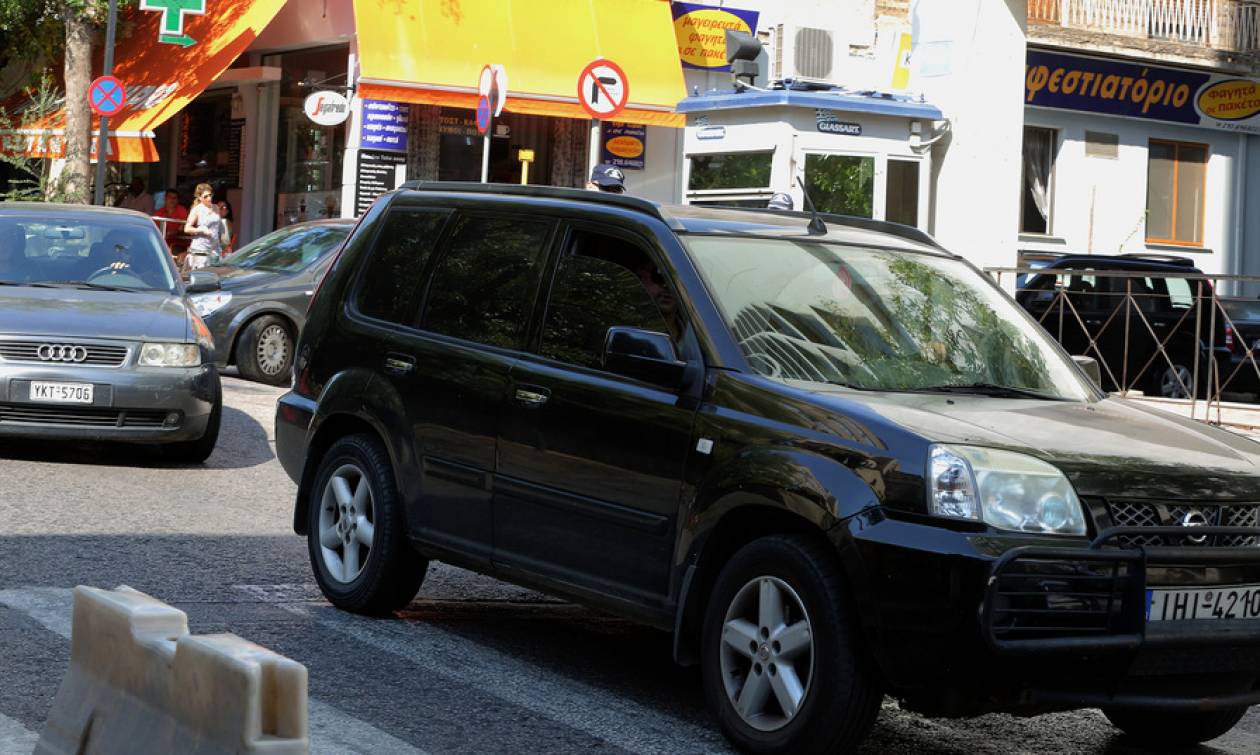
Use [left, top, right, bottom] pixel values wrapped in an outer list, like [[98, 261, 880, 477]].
[[481, 133, 490, 183], [587, 120, 600, 182], [93, 0, 119, 206]]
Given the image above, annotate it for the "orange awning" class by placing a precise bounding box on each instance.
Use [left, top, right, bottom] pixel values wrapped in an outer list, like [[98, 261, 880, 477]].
[[354, 0, 686, 127], [3, 0, 284, 162]]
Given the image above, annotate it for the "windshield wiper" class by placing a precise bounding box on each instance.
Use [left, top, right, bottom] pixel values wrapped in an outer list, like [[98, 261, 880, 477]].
[[41, 280, 136, 292], [0, 280, 70, 288], [910, 383, 1063, 400]]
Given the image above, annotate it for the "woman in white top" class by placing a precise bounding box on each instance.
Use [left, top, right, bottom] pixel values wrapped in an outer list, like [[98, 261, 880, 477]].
[[183, 182, 225, 271]]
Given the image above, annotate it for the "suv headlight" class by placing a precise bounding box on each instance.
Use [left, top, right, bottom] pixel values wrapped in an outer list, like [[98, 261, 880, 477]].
[[138, 343, 201, 367], [190, 291, 231, 317], [927, 445, 1086, 536]]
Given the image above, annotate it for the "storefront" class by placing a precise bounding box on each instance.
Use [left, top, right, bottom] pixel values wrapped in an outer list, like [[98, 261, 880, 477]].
[[676, 88, 940, 228], [1018, 47, 1260, 277]]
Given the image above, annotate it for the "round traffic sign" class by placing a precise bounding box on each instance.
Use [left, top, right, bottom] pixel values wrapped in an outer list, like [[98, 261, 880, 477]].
[[476, 96, 492, 135], [577, 59, 629, 120], [89, 75, 126, 118]]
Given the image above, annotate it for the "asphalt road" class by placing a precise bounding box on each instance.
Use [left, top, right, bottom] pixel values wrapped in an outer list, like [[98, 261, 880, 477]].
[[1, 375, 1259, 754]]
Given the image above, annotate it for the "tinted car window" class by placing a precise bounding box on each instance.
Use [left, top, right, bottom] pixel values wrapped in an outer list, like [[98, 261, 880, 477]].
[[222, 224, 349, 272], [420, 214, 552, 349], [0, 216, 174, 291], [355, 210, 448, 325], [540, 236, 671, 369]]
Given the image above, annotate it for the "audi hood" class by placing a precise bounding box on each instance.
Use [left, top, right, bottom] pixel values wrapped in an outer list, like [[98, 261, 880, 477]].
[[0, 286, 192, 342]]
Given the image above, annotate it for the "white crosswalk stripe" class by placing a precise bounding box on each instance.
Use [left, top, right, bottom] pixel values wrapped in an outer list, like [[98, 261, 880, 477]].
[[0, 712, 38, 755], [0, 588, 427, 755], [235, 584, 730, 755]]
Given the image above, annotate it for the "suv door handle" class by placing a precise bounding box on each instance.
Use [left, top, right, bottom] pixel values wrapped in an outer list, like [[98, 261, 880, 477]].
[[513, 385, 550, 407], [383, 353, 415, 376]]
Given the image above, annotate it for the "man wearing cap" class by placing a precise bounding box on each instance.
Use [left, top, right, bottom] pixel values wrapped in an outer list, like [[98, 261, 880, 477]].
[[587, 163, 627, 194]]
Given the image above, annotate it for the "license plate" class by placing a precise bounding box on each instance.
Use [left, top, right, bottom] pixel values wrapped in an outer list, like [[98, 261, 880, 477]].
[[1147, 584, 1260, 622], [29, 381, 94, 404]]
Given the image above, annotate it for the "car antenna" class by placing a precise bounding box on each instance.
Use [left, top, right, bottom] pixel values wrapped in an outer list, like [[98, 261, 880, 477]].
[[795, 175, 827, 236]]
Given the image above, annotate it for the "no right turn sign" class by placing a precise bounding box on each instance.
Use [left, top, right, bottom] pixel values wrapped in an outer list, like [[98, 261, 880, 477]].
[[578, 59, 629, 120]]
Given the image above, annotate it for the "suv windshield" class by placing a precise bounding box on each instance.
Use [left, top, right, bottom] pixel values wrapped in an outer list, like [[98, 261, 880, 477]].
[[221, 224, 349, 272], [0, 216, 175, 292], [685, 236, 1091, 401]]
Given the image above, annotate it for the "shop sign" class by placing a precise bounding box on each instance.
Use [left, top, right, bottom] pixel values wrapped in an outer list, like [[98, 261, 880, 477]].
[[1025, 48, 1260, 134], [671, 2, 760, 71], [601, 122, 646, 170], [355, 150, 407, 215], [361, 100, 408, 151], [303, 91, 350, 127], [696, 125, 726, 140], [816, 110, 861, 136]]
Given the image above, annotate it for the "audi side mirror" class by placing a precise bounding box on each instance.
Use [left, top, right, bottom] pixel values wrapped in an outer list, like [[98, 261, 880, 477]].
[[1072, 355, 1101, 388], [186, 271, 221, 294], [602, 327, 686, 389]]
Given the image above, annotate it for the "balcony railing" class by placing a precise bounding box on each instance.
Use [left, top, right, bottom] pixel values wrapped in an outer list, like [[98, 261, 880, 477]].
[[1028, 0, 1260, 53]]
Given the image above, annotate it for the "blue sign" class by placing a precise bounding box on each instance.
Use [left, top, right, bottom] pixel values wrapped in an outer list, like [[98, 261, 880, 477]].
[[361, 99, 408, 152], [1025, 49, 1210, 126], [601, 122, 646, 170], [476, 96, 491, 135]]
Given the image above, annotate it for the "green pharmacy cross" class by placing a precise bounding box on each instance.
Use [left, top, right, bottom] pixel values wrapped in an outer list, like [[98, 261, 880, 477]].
[[140, 0, 206, 47]]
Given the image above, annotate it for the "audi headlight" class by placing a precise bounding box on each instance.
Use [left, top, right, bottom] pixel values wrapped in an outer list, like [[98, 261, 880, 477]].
[[927, 445, 1086, 536], [138, 343, 201, 367], [190, 291, 232, 317]]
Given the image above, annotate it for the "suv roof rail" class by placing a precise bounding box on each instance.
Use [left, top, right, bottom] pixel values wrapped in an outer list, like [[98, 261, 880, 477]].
[[396, 181, 686, 230], [1118, 253, 1196, 266], [712, 206, 943, 249]]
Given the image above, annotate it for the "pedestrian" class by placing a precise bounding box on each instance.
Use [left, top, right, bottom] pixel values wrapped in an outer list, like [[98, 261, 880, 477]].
[[183, 182, 226, 272], [214, 198, 237, 261], [586, 163, 626, 194], [153, 190, 189, 267], [118, 178, 155, 215]]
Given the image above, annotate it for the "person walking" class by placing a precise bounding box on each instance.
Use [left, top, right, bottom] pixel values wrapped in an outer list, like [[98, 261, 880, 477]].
[[214, 198, 237, 261], [183, 183, 225, 272]]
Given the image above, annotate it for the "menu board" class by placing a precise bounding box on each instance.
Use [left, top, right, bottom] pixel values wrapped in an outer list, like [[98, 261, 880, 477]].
[[355, 149, 407, 215], [227, 119, 245, 188]]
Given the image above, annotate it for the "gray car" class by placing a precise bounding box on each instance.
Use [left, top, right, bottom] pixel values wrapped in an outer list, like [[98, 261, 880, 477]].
[[189, 219, 353, 385], [0, 203, 220, 462]]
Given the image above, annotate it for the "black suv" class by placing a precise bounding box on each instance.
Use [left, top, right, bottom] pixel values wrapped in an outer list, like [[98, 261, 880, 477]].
[[1016, 254, 1231, 398], [277, 184, 1260, 753]]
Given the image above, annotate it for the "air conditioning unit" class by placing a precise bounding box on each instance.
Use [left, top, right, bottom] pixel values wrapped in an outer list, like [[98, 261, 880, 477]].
[[771, 24, 842, 86]]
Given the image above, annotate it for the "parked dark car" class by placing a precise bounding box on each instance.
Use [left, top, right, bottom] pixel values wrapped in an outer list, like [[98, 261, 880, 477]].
[[1220, 297, 1260, 395], [1016, 254, 1230, 398], [276, 184, 1260, 753], [190, 219, 353, 385], [0, 203, 220, 462]]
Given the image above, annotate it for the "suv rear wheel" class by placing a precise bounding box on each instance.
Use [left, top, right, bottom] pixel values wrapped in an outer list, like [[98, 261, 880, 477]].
[[700, 534, 882, 754], [307, 433, 427, 614], [1103, 706, 1248, 746]]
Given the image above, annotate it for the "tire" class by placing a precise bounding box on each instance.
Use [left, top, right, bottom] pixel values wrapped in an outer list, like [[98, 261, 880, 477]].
[[236, 314, 294, 385], [1104, 706, 1248, 746], [307, 433, 427, 615], [700, 534, 882, 754], [1152, 363, 1196, 399], [161, 394, 221, 464]]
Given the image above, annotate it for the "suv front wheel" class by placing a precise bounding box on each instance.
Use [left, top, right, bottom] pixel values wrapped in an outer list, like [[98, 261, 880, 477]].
[[307, 433, 427, 614], [701, 534, 882, 754]]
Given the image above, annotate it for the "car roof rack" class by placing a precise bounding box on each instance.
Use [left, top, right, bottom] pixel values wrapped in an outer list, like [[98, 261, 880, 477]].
[[396, 181, 686, 230], [1119, 253, 1196, 266], [717, 206, 943, 249]]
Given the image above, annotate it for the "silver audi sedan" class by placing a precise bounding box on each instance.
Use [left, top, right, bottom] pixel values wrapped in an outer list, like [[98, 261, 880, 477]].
[[0, 203, 221, 462]]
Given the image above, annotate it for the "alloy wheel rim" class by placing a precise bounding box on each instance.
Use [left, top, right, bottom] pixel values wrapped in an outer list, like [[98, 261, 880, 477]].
[[1160, 365, 1193, 398], [719, 575, 815, 732], [256, 324, 291, 375], [317, 464, 376, 584]]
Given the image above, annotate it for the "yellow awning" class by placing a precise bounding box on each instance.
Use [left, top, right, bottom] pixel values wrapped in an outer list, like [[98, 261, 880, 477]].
[[354, 0, 686, 127], [3, 0, 284, 162]]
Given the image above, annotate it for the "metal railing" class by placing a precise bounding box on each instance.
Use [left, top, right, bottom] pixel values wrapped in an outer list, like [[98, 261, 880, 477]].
[[1028, 0, 1260, 53], [989, 267, 1260, 424]]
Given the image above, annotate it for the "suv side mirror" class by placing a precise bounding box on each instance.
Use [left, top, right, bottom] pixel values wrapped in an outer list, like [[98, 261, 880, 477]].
[[186, 270, 221, 294], [1072, 355, 1101, 388], [602, 327, 686, 389]]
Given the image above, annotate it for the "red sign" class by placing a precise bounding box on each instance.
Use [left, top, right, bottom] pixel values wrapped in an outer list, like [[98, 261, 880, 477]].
[[577, 59, 629, 120], [89, 76, 127, 118]]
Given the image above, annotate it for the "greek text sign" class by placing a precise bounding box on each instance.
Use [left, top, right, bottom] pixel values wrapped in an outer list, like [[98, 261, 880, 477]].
[[671, 2, 760, 71], [361, 100, 408, 151], [601, 122, 646, 170], [1025, 49, 1260, 134]]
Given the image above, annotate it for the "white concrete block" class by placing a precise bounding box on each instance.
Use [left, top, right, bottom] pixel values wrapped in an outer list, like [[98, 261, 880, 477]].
[[35, 585, 308, 755]]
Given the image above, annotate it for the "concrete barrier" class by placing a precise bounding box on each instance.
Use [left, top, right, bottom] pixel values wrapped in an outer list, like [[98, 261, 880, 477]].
[[36, 585, 308, 755]]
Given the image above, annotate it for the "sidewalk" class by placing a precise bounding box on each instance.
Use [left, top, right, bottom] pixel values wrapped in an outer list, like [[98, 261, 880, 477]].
[[1125, 395, 1260, 442]]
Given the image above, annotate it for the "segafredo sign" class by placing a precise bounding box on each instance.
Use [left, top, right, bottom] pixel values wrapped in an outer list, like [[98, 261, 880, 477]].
[[304, 91, 350, 126]]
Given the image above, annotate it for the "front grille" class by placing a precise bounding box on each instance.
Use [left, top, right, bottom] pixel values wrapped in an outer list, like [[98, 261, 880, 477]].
[[990, 556, 1138, 640], [0, 341, 128, 367], [0, 403, 169, 428], [1107, 499, 1260, 547]]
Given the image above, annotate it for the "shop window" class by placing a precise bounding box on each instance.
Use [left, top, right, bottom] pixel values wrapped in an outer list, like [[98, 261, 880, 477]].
[[688, 152, 772, 190], [1147, 140, 1206, 246], [420, 214, 554, 349], [355, 210, 449, 326], [804, 154, 874, 218], [885, 159, 920, 226], [1021, 126, 1056, 235]]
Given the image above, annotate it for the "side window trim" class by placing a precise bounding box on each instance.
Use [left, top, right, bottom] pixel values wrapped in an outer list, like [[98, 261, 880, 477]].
[[346, 206, 453, 330]]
